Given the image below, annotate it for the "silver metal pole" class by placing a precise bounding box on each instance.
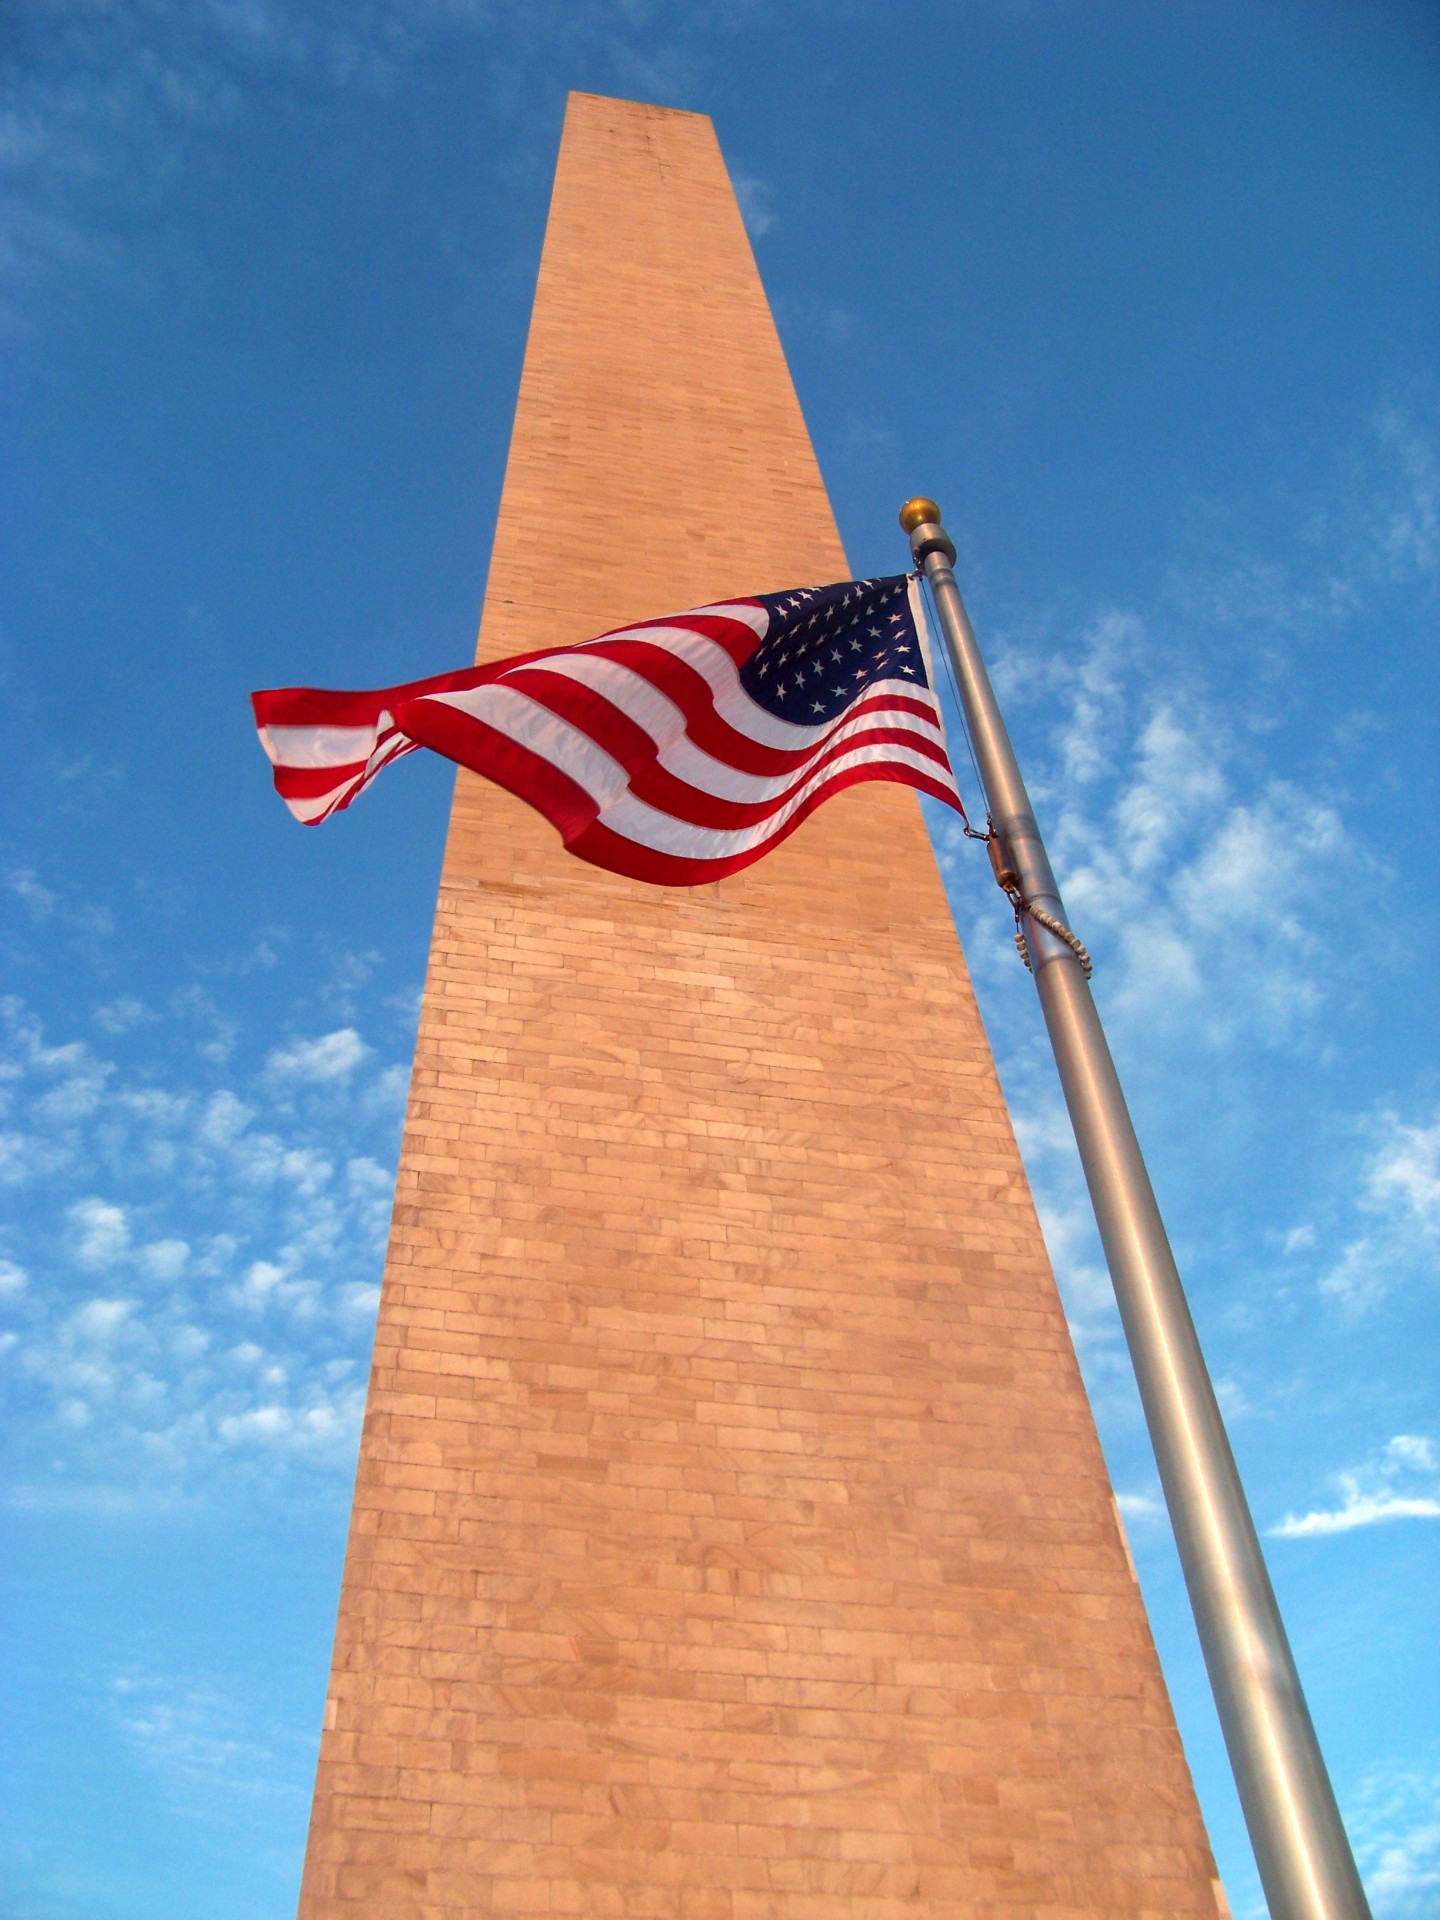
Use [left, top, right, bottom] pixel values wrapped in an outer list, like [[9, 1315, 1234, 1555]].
[[900, 499, 1370, 1920]]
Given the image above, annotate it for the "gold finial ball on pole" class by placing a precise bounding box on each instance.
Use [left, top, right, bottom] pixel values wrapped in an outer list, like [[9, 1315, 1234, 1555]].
[[899, 497, 943, 533]]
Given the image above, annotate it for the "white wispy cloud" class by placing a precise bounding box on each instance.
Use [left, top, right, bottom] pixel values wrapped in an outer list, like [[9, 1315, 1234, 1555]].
[[1175, 395, 1440, 636], [939, 584, 1369, 1072], [93, 995, 153, 1035], [922, 406, 1437, 1453], [1320, 1107, 1440, 1313], [107, 1666, 313, 1821], [1366, 1118, 1440, 1227], [1348, 1754, 1440, 1919], [6, 864, 58, 920], [3, 863, 113, 948], [1, 0, 747, 345], [318, 948, 383, 1018], [139, 1237, 190, 1282], [771, 289, 858, 347], [1054, 715, 1356, 1050], [216, 1390, 364, 1450], [1024, 1182, 1120, 1358], [1115, 1490, 1162, 1521], [930, 600, 1367, 1389], [68, 1197, 131, 1268], [70, 1297, 137, 1343], [730, 167, 776, 239], [265, 1026, 369, 1083], [1370, 401, 1439, 583], [112, 1670, 252, 1783], [169, 984, 237, 1064], [1270, 1434, 1440, 1539], [0, 991, 404, 1499]]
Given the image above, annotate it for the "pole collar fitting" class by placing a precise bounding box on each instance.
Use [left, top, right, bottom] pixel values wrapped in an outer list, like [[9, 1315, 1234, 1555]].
[[909, 524, 957, 566]]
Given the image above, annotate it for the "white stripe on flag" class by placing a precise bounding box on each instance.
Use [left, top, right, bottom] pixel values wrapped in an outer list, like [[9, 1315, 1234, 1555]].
[[598, 741, 954, 860], [259, 718, 392, 769], [572, 622, 839, 753], [426, 683, 952, 856], [426, 671, 945, 810]]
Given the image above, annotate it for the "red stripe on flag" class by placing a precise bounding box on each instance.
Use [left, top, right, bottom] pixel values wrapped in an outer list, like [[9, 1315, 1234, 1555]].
[[411, 669, 951, 832], [249, 608, 762, 733], [395, 701, 604, 846], [398, 694, 963, 885], [526, 641, 943, 778], [566, 765, 965, 886]]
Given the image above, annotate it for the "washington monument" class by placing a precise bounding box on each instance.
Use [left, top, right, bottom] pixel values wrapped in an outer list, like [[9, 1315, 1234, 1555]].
[[297, 93, 1224, 1919]]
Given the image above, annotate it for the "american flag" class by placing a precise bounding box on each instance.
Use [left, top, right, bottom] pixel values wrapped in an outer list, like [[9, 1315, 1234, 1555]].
[[251, 574, 964, 886]]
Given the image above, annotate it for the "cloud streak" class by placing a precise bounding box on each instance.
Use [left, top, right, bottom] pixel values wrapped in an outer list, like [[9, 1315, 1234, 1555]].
[[927, 582, 1371, 1391], [1349, 1754, 1440, 1919], [1271, 1435, 1440, 1539], [265, 1027, 369, 1083], [0, 0, 757, 348], [1320, 1108, 1440, 1313]]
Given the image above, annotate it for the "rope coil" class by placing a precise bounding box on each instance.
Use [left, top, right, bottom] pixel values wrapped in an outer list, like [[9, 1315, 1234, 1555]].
[[1010, 895, 1093, 979]]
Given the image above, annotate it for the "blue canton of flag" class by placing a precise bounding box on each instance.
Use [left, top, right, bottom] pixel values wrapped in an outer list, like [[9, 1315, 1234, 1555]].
[[740, 576, 931, 724]]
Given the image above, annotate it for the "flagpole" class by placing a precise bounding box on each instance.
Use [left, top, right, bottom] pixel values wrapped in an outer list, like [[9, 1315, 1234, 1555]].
[[901, 500, 1369, 1920]]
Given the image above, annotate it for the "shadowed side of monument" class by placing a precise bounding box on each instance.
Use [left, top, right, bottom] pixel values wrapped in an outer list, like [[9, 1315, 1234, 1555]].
[[297, 93, 1225, 1919]]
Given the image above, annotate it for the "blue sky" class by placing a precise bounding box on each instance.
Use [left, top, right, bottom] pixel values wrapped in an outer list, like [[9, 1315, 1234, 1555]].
[[1, 3, 1436, 1916]]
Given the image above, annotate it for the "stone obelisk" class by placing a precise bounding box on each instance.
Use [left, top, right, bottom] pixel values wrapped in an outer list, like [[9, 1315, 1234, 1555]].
[[298, 93, 1225, 1917]]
